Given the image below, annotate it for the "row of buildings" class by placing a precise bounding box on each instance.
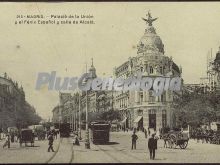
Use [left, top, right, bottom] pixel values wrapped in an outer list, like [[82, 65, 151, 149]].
[[52, 12, 183, 132]]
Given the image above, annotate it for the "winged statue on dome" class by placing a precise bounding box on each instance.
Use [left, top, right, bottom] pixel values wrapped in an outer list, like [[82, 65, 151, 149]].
[[142, 11, 158, 26]]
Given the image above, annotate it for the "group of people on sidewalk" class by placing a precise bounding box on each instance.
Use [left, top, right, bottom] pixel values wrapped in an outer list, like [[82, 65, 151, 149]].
[[131, 131, 158, 160], [2, 132, 20, 149]]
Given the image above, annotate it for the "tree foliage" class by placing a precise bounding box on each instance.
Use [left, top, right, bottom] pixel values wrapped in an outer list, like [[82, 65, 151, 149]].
[[100, 109, 121, 122], [81, 109, 121, 123], [174, 91, 220, 128]]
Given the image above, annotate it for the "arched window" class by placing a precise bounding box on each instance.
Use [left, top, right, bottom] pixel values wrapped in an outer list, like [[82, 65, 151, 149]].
[[161, 91, 166, 102], [149, 91, 155, 103], [140, 92, 143, 103], [140, 66, 143, 72], [160, 66, 163, 74]]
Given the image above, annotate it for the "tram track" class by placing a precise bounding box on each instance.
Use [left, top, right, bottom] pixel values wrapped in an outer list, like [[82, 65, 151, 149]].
[[46, 137, 74, 164], [109, 144, 146, 162], [68, 138, 74, 163], [45, 138, 62, 164], [95, 144, 122, 163]]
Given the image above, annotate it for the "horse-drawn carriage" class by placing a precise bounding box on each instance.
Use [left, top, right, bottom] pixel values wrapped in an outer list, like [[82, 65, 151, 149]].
[[28, 125, 46, 140], [19, 129, 35, 147], [162, 130, 189, 149]]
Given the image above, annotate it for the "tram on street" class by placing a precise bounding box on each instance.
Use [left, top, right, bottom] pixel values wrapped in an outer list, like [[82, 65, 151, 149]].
[[89, 121, 111, 144], [59, 123, 71, 137]]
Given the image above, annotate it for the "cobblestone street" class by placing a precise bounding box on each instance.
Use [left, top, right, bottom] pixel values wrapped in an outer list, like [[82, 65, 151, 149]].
[[0, 131, 220, 163]]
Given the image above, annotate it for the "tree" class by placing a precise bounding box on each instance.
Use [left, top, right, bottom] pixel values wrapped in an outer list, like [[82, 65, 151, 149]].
[[100, 110, 121, 122], [174, 90, 220, 128]]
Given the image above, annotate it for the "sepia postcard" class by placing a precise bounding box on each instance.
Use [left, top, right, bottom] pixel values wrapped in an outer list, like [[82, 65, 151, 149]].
[[0, 1, 220, 164]]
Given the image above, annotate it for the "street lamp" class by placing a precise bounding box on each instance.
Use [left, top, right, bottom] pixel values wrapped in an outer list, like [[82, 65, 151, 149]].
[[78, 92, 82, 140], [85, 90, 90, 149]]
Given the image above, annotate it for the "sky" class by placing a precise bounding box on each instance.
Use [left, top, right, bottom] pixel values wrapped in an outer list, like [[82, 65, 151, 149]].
[[0, 2, 220, 119]]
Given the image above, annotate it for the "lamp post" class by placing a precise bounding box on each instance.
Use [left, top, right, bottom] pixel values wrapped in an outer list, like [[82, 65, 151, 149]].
[[85, 90, 90, 149], [78, 93, 82, 140]]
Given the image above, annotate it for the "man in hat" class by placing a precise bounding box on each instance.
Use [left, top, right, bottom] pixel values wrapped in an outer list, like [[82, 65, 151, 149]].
[[131, 131, 138, 150], [148, 133, 157, 160], [47, 132, 55, 152]]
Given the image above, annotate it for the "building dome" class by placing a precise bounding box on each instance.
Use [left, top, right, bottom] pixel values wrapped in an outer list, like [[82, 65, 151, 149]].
[[137, 13, 164, 54], [138, 26, 164, 54]]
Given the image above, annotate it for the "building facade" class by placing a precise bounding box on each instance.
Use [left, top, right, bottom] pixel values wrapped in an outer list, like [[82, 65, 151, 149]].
[[113, 12, 182, 131], [0, 72, 35, 130]]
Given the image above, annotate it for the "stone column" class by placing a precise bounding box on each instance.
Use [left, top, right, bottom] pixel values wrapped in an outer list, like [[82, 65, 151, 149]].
[[156, 108, 162, 131], [145, 91, 149, 102], [143, 91, 146, 102], [135, 91, 140, 103], [143, 108, 149, 129]]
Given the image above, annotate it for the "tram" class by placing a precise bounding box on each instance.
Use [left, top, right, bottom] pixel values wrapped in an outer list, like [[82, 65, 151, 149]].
[[53, 123, 70, 138], [89, 121, 111, 144]]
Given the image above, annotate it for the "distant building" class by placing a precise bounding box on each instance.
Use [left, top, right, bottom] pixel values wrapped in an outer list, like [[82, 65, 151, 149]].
[[80, 60, 114, 114], [52, 105, 60, 123], [205, 47, 220, 92], [52, 60, 114, 130]]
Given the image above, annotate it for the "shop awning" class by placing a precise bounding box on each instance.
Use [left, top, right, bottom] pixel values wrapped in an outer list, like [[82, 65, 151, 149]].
[[121, 117, 127, 124], [134, 116, 143, 123]]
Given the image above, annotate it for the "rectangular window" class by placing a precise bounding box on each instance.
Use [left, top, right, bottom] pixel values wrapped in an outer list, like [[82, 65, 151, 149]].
[[161, 92, 166, 102], [162, 110, 167, 128], [149, 91, 155, 103], [140, 93, 143, 103]]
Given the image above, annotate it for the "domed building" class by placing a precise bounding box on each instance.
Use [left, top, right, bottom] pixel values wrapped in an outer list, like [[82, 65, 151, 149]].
[[113, 12, 182, 132]]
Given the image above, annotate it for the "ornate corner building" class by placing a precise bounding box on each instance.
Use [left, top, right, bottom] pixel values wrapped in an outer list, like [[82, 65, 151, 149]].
[[113, 12, 182, 131]]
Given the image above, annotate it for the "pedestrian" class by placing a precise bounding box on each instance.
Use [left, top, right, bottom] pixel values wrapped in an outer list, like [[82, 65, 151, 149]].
[[73, 133, 80, 146], [131, 131, 138, 150], [163, 134, 169, 148], [144, 129, 147, 138], [3, 134, 10, 148], [11, 133, 15, 143], [148, 133, 157, 160], [48, 132, 55, 152], [148, 127, 150, 136]]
